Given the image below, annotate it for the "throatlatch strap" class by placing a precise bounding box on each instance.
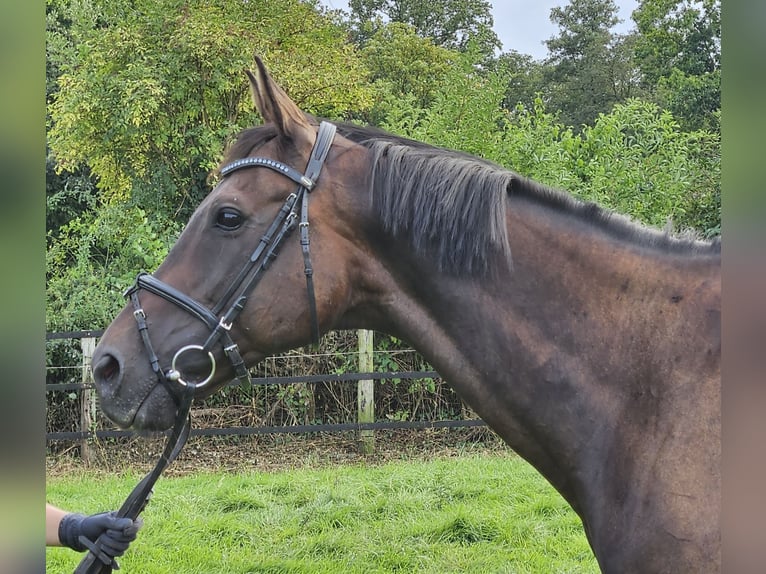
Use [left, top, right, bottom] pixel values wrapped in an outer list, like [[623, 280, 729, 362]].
[[300, 122, 336, 345]]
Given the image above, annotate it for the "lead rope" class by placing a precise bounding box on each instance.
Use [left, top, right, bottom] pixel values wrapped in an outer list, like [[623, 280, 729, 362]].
[[73, 389, 194, 574]]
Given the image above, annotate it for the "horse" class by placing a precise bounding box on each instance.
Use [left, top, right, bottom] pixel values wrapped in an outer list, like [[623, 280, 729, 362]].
[[92, 57, 721, 573]]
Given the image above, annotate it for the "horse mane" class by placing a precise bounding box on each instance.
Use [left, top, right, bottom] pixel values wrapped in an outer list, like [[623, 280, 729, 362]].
[[221, 121, 721, 278], [342, 125, 515, 276]]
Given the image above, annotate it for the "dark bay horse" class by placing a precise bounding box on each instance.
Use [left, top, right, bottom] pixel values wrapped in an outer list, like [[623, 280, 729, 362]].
[[92, 58, 720, 573]]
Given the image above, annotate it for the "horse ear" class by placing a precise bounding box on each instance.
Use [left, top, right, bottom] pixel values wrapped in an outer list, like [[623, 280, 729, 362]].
[[246, 56, 313, 143]]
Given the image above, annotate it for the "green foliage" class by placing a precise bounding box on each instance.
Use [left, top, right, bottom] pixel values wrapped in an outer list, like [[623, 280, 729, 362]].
[[382, 47, 507, 158], [632, 0, 720, 131], [633, 0, 720, 82], [46, 204, 178, 331], [45, 154, 98, 238], [46, 0, 103, 239], [491, 50, 546, 113], [48, 0, 373, 214], [496, 97, 583, 192], [546, 0, 619, 59], [501, 98, 720, 235], [360, 22, 455, 123], [348, 0, 500, 59], [655, 67, 720, 132], [543, 0, 637, 128], [573, 100, 720, 233]]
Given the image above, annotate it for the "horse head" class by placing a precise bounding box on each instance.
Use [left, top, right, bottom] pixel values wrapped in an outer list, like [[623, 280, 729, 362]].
[[92, 58, 369, 430]]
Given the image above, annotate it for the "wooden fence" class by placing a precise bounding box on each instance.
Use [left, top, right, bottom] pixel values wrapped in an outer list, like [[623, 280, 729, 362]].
[[46, 330, 485, 461]]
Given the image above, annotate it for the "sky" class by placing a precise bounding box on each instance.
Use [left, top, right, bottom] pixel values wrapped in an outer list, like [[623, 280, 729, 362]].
[[319, 0, 640, 60]]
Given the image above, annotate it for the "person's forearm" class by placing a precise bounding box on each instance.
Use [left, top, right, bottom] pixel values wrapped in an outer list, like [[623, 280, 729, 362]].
[[46, 504, 68, 546]]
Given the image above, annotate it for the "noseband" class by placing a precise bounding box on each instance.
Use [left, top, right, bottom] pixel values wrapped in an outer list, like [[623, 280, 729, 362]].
[[125, 121, 337, 397]]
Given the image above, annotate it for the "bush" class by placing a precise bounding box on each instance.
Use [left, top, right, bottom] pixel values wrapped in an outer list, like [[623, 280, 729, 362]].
[[46, 203, 179, 331]]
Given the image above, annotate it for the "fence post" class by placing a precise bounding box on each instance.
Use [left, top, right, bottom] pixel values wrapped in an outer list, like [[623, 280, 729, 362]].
[[80, 337, 97, 464], [357, 329, 375, 453]]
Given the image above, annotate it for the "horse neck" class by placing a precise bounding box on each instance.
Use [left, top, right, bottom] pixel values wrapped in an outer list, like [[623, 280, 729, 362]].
[[355, 196, 720, 512]]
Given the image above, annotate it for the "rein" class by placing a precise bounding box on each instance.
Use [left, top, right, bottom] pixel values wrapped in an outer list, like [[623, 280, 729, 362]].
[[73, 121, 336, 574], [73, 392, 192, 574]]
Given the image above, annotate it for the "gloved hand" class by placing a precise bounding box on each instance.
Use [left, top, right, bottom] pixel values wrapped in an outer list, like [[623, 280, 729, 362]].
[[58, 511, 143, 559]]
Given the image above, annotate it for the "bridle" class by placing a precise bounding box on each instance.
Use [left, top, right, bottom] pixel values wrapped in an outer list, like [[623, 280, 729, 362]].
[[126, 121, 336, 398], [73, 121, 337, 573]]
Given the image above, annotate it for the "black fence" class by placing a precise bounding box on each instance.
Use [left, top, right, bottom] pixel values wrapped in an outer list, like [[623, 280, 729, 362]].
[[46, 330, 486, 453]]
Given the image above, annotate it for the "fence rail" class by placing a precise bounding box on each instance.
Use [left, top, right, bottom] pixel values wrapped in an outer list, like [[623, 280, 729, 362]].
[[47, 419, 487, 441], [46, 331, 486, 458], [45, 370, 442, 391]]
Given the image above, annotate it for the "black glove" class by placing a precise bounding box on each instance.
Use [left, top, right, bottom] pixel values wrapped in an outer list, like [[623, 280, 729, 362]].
[[59, 511, 142, 558]]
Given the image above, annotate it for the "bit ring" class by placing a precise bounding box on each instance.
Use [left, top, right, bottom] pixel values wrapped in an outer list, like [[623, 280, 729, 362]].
[[166, 345, 216, 390]]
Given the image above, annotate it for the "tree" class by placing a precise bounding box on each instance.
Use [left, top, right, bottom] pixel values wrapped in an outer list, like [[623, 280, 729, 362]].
[[490, 50, 545, 113], [347, 0, 500, 59], [48, 0, 374, 218], [382, 47, 507, 158], [46, 0, 375, 330], [632, 0, 720, 131], [543, 0, 639, 128], [360, 21, 456, 123], [46, 203, 176, 331], [46, 0, 100, 240]]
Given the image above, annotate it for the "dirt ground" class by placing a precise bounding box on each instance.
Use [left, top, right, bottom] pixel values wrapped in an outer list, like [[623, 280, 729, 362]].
[[46, 427, 513, 477]]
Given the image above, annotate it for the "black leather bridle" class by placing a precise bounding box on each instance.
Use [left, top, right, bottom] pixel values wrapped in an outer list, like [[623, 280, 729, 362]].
[[128, 120, 336, 397], [74, 121, 337, 574]]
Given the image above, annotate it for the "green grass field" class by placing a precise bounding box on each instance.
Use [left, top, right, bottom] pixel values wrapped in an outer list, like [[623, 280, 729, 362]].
[[46, 452, 598, 573]]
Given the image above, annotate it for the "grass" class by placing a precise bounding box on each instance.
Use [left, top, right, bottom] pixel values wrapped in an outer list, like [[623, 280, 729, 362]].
[[46, 452, 598, 573]]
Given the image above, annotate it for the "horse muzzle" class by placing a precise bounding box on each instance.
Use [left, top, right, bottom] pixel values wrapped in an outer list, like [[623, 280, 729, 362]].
[[92, 346, 178, 431]]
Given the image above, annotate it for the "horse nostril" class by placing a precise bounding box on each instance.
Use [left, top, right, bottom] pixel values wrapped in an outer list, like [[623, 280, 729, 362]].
[[93, 353, 121, 390]]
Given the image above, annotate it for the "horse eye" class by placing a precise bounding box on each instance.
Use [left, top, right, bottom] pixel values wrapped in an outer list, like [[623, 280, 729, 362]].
[[215, 207, 244, 230]]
